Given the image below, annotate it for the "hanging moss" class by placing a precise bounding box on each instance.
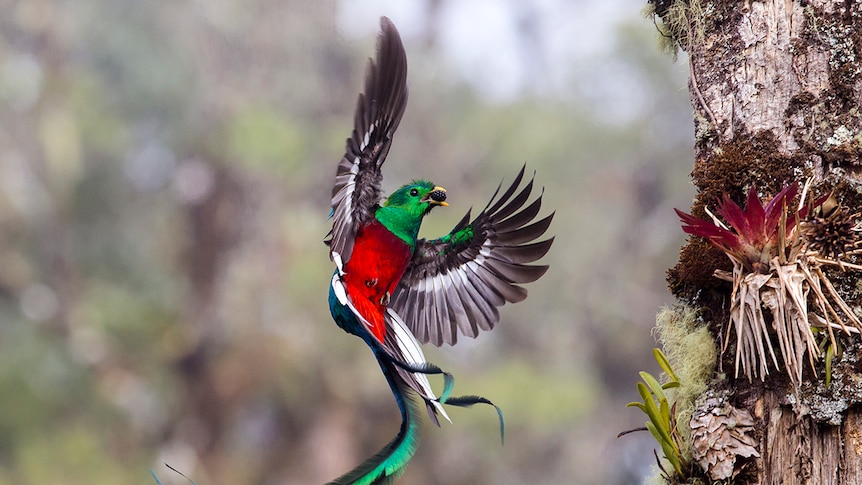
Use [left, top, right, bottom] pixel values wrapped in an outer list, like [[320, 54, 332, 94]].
[[654, 304, 717, 458], [644, 0, 709, 56]]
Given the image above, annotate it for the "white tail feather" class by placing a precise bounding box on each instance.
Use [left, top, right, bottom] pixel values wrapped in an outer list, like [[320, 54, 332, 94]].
[[387, 308, 451, 423]]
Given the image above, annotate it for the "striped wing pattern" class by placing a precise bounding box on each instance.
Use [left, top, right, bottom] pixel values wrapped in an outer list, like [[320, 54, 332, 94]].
[[390, 166, 554, 346], [329, 17, 408, 265]]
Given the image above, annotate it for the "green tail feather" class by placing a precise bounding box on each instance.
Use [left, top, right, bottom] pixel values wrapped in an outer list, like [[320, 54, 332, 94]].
[[327, 357, 421, 485], [441, 395, 506, 445], [386, 355, 506, 444], [328, 350, 506, 485]]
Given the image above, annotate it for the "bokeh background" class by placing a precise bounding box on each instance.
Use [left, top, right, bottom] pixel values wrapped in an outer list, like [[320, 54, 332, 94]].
[[0, 0, 697, 483]]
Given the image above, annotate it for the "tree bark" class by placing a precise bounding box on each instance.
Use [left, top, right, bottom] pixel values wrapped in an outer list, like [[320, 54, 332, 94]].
[[661, 1, 862, 483]]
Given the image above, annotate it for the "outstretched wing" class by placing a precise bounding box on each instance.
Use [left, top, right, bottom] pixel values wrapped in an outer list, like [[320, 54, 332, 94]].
[[389, 166, 554, 346], [329, 17, 408, 265]]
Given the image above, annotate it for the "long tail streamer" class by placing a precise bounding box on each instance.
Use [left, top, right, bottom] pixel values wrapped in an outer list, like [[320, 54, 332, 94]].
[[327, 347, 504, 485]]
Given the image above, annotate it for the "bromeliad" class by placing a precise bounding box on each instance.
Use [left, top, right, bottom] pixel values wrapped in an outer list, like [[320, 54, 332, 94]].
[[325, 17, 554, 484], [676, 182, 862, 386]]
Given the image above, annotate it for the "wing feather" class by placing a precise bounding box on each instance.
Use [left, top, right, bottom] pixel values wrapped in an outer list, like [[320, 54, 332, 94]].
[[441, 271, 469, 344], [493, 238, 554, 264], [483, 168, 524, 214], [328, 17, 409, 264], [490, 179, 535, 222], [390, 166, 553, 346], [495, 194, 543, 232], [497, 213, 555, 245], [433, 276, 452, 346]]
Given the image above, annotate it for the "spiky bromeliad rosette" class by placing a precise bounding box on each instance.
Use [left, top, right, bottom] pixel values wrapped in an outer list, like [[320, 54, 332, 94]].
[[676, 181, 862, 386]]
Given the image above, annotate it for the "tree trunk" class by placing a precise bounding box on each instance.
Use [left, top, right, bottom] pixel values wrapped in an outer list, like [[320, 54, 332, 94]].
[[659, 1, 862, 483]]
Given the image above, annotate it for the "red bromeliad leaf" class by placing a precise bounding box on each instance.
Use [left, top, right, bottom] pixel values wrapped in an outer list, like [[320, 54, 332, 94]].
[[718, 193, 755, 244], [763, 183, 798, 239], [744, 187, 766, 243], [676, 182, 809, 273], [675, 208, 743, 255]]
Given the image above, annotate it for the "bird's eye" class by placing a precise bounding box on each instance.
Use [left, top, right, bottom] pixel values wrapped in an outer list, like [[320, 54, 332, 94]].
[[409, 188, 419, 197]]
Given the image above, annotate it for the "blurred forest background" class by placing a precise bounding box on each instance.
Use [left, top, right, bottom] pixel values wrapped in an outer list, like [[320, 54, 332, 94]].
[[0, 0, 697, 483]]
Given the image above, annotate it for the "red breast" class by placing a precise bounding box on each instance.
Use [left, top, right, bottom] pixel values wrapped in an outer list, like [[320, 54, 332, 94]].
[[342, 220, 413, 341]]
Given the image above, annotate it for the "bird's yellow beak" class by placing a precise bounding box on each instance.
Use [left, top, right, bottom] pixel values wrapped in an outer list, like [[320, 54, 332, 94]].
[[429, 186, 448, 206]]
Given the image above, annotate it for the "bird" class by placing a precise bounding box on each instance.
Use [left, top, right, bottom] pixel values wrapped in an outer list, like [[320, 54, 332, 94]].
[[326, 17, 554, 484]]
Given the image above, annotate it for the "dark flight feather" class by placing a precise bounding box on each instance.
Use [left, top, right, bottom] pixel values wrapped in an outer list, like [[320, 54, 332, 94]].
[[390, 165, 554, 346], [329, 17, 409, 265]]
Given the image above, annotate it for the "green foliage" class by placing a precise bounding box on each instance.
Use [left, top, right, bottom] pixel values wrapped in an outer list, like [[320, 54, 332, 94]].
[[814, 327, 844, 388], [627, 348, 686, 477], [631, 308, 718, 482]]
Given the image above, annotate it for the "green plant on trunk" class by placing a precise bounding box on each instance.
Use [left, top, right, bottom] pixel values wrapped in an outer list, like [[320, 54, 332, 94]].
[[627, 348, 687, 477]]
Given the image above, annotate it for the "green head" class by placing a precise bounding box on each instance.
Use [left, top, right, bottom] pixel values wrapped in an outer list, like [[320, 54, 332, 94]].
[[384, 180, 448, 214], [376, 180, 448, 245]]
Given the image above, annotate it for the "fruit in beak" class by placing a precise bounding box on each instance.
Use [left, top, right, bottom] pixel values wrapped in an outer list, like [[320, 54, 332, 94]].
[[428, 186, 448, 206]]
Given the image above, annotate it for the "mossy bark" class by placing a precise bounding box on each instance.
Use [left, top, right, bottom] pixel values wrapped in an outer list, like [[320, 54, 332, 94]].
[[662, 1, 862, 483]]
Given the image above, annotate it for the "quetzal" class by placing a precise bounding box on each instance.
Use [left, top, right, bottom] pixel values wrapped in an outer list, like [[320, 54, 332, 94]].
[[326, 17, 554, 485]]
